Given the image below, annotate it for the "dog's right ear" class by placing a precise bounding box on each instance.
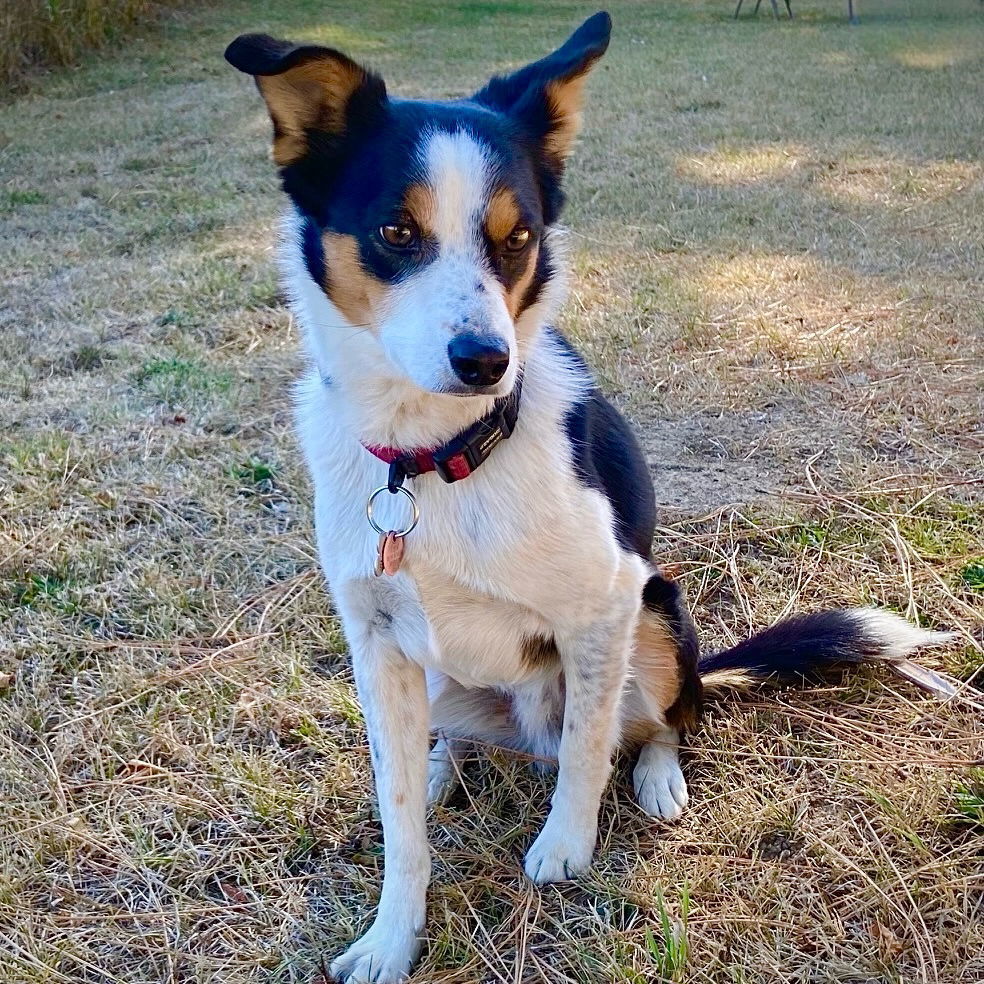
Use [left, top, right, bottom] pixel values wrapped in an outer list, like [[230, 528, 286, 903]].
[[225, 34, 387, 167]]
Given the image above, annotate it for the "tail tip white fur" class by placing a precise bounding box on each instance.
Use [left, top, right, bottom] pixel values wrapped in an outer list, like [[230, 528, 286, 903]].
[[848, 608, 957, 660]]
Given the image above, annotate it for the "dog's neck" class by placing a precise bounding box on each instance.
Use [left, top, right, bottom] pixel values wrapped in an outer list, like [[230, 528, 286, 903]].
[[326, 370, 503, 451]]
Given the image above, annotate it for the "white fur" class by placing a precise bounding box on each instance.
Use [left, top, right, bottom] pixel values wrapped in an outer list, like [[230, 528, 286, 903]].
[[423, 128, 491, 247], [633, 727, 689, 821], [848, 608, 958, 658]]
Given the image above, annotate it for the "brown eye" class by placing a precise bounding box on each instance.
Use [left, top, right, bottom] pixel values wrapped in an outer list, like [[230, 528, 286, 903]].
[[379, 223, 417, 248], [504, 226, 531, 252]]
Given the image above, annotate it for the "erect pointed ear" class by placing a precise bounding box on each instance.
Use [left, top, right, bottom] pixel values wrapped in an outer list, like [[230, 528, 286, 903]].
[[225, 33, 387, 167], [472, 11, 611, 173]]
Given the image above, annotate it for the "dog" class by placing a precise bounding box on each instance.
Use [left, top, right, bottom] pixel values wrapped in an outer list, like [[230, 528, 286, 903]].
[[225, 13, 954, 982]]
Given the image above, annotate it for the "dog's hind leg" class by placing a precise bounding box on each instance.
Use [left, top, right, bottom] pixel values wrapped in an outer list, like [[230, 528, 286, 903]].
[[621, 572, 702, 821], [632, 726, 689, 820], [425, 670, 467, 805], [426, 669, 524, 803]]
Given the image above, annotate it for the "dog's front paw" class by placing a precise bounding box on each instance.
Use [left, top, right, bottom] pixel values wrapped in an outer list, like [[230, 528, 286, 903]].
[[523, 812, 596, 885], [329, 922, 421, 983]]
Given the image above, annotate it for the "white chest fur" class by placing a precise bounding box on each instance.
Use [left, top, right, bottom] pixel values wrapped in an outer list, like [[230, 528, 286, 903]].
[[296, 333, 643, 689]]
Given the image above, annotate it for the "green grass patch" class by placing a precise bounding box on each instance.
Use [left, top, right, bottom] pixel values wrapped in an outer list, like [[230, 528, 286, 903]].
[[1, 0, 186, 90], [645, 887, 690, 982], [959, 561, 984, 592], [1, 189, 47, 210], [951, 769, 984, 829], [233, 459, 277, 485], [7, 572, 77, 614], [134, 355, 232, 407]]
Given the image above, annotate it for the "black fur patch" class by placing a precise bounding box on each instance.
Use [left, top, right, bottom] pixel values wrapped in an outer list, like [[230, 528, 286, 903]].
[[553, 330, 656, 559], [299, 214, 325, 286], [698, 610, 884, 678]]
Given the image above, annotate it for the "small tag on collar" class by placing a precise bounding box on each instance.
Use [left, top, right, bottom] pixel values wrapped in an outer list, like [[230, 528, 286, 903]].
[[374, 531, 405, 577], [367, 484, 417, 577]]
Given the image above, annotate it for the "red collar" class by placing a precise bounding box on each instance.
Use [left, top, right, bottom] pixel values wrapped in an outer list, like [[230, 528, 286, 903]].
[[362, 379, 523, 489]]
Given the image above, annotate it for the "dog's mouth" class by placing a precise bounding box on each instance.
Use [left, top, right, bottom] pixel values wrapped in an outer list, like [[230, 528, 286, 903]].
[[439, 381, 512, 398]]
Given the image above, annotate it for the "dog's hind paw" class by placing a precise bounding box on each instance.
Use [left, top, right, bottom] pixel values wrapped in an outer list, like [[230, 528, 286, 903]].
[[425, 738, 462, 806], [329, 923, 420, 983], [633, 737, 688, 821]]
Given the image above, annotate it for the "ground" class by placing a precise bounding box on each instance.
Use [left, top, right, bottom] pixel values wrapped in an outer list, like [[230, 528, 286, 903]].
[[1, 0, 982, 981]]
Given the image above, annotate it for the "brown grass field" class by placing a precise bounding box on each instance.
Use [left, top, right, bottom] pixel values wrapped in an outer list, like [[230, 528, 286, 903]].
[[1, 0, 983, 981]]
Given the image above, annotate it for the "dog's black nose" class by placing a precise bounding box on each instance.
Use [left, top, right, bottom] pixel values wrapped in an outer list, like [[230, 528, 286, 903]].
[[448, 334, 510, 386]]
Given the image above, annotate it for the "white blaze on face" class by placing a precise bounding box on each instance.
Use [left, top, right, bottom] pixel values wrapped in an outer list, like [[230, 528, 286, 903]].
[[376, 128, 518, 397], [424, 129, 490, 251]]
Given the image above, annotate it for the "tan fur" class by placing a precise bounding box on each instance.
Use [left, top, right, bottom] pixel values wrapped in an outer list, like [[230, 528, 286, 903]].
[[485, 187, 521, 242], [520, 633, 559, 672], [403, 182, 437, 237], [543, 75, 589, 162], [632, 609, 683, 710], [620, 609, 682, 749], [322, 232, 385, 328], [255, 56, 368, 166]]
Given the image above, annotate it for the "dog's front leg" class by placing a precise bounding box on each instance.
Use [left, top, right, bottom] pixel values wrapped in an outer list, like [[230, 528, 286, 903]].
[[524, 582, 639, 885], [330, 619, 430, 984]]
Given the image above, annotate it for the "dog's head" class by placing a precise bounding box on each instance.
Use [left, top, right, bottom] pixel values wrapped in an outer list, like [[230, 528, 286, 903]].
[[226, 13, 610, 398]]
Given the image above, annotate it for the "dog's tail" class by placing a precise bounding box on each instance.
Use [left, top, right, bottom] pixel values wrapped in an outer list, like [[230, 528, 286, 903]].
[[697, 608, 959, 698]]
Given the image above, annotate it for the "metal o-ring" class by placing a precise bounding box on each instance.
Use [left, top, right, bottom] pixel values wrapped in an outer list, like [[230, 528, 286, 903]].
[[366, 484, 420, 537]]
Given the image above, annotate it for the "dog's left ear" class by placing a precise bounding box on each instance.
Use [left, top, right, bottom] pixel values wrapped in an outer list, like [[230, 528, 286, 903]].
[[473, 11, 611, 174]]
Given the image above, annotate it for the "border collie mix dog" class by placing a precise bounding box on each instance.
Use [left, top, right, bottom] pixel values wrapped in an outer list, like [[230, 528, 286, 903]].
[[226, 13, 953, 981]]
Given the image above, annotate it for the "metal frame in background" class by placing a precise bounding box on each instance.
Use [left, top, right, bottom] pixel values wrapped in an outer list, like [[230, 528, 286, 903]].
[[734, 0, 859, 23]]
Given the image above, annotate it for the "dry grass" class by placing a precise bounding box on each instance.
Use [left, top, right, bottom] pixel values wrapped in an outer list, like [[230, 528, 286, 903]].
[[0, 0, 189, 91], [1, 0, 982, 981]]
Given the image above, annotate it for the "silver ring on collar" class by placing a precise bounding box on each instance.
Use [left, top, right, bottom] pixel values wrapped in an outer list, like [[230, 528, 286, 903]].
[[366, 484, 420, 537]]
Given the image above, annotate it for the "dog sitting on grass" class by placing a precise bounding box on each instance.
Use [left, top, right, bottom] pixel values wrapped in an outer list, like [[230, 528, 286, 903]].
[[225, 13, 953, 981]]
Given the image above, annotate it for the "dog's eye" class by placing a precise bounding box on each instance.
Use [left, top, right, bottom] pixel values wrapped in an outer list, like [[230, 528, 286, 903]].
[[504, 226, 531, 252], [379, 223, 418, 249]]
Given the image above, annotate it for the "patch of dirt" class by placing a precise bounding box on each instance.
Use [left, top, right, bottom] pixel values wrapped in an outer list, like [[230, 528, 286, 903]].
[[637, 409, 794, 513]]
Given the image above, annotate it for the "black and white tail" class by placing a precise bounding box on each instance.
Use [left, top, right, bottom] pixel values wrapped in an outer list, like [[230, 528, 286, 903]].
[[698, 608, 958, 697]]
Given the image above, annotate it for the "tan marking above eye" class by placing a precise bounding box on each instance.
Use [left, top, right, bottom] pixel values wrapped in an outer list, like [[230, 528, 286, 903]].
[[402, 183, 437, 238], [485, 187, 522, 243], [322, 231, 386, 329]]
